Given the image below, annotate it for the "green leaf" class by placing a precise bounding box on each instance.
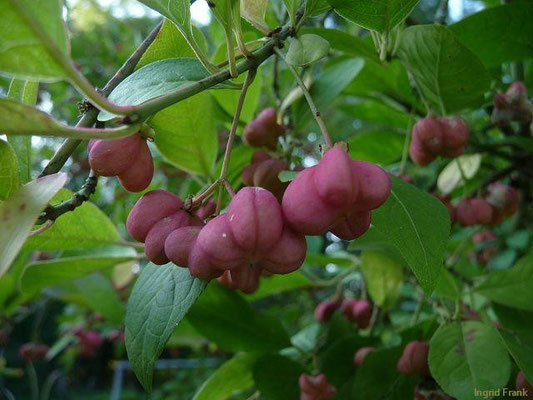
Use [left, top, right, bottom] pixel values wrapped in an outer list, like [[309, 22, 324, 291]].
[[0, 173, 67, 278], [429, 321, 511, 400], [252, 354, 305, 400], [286, 34, 330, 67], [320, 335, 376, 387], [492, 304, 533, 383], [300, 28, 378, 61], [305, 0, 330, 17], [187, 282, 291, 352], [212, 71, 263, 123], [347, 130, 405, 164], [293, 57, 364, 126], [339, 100, 411, 128], [0, 98, 137, 139], [0, 140, 20, 200], [352, 177, 450, 295], [241, 0, 269, 31], [475, 253, 533, 311], [125, 263, 207, 392], [137, 20, 208, 69], [450, 3, 533, 67], [74, 273, 124, 325], [434, 268, 461, 300], [0, 0, 70, 80], [437, 154, 482, 195], [282, 0, 303, 26], [327, 0, 420, 32], [351, 347, 418, 399], [361, 251, 403, 310], [7, 79, 39, 183], [398, 25, 491, 115], [99, 58, 225, 121], [20, 249, 136, 295], [136, 0, 213, 70], [23, 189, 121, 251], [246, 270, 312, 301], [193, 353, 260, 400], [150, 92, 218, 177]]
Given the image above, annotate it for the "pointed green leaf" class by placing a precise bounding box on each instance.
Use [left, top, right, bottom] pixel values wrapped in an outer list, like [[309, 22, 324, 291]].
[[327, 0, 420, 32], [99, 58, 228, 121], [0, 0, 69, 80], [352, 177, 450, 295], [398, 25, 490, 115], [286, 34, 330, 67], [475, 253, 533, 311], [361, 251, 403, 310], [125, 263, 206, 392], [23, 189, 121, 251], [150, 92, 218, 177], [7, 79, 39, 183], [0, 139, 20, 200], [429, 321, 511, 400], [450, 3, 533, 67], [187, 282, 291, 352], [193, 353, 260, 400]]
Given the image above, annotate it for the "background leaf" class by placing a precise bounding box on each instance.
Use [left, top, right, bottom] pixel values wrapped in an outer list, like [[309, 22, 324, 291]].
[[187, 282, 291, 352], [193, 353, 260, 400], [475, 253, 533, 311], [125, 263, 207, 392], [352, 177, 450, 295], [150, 92, 218, 177], [398, 25, 490, 115], [99, 58, 219, 121], [6, 79, 39, 183], [437, 154, 482, 195], [0, 0, 70, 80], [20, 248, 136, 295], [252, 354, 305, 400], [293, 57, 364, 126], [347, 130, 405, 164], [73, 273, 124, 324], [23, 189, 121, 251], [327, 0, 420, 32], [0, 173, 67, 278], [450, 3, 533, 67], [493, 304, 533, 383], [351, 347, 418, 399], [429, 321, 511, 400], [361, 251, 404, 310], [0, 140, 20, 200], [286, 34, 330, 67]]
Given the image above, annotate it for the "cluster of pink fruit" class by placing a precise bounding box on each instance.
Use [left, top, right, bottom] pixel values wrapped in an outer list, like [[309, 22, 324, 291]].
[[455, 182, 519, 226], [314, 298, 373, 329], [127, 187, 307, 293], [298, 373, 337, 400], [88, 133, 153, 192], [409, 116, 469, 166], [492, 81, 533, 127], [433, 182, 519, 227], [125, 141, 391, 293]]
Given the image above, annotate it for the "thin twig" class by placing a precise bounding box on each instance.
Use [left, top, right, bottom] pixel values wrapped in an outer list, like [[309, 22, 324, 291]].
[[38, 21, 163, 178], [36, 172, 98, 225], [29, 220, 54, 237], [274, 47, 332, 148], [216, 70, 257, 213]]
